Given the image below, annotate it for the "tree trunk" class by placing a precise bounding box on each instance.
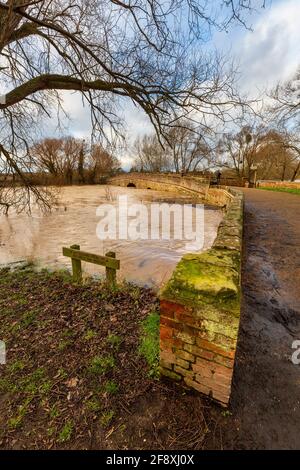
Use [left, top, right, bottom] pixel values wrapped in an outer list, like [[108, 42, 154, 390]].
[[291, 161, 300, 181]]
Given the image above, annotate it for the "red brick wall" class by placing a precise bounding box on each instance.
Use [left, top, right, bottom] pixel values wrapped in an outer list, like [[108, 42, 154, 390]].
[[160, 300, 236, 406]]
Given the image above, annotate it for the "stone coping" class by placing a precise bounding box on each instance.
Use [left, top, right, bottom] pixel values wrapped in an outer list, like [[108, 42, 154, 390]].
[[159, 188, 244, 405]]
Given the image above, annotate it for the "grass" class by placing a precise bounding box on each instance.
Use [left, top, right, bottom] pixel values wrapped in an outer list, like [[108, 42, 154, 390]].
[[257, 186, 300, 195], [107, 334, 122, 350], [8, 397, 32, 430], [139, 311, 160, 378], [100, 410, 114, 427], [8, 360, 26, 373], [21, 310, 38, 328], [49, 405, 60, 419], [85, 398, 102, 412], [88, 354, 115, 375], [84, 329, 97, 341], [104, 380, 119, 395], [58, 420, 73, 443]]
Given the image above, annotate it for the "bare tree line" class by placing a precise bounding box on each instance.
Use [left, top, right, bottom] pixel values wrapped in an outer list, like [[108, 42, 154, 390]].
[[132, 123, 300, 182], [132, 66, 300, 182], [132, 119, 215, 174], [30, 136, 121, 185], [0, 0, 268, 212]]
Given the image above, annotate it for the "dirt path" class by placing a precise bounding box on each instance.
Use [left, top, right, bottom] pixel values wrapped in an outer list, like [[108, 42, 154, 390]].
[[231, 189, 300, 449]]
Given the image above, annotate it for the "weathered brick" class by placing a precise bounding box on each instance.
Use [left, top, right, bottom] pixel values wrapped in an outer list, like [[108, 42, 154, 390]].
[[192, 362, 214, 379], [174, 365, 194, 379], [175, 311, 202, 329], [198, 348, 214, 361], [177, 349, 195, 363], [196, 338, 235, 359], [184, 343, 215, 361], [197, 328, 216, 343], [184, 378, 211, 395], [160, 359, 173, 370], [160, 339, 174, 352], [160, 300, 187, 315], [195, 374, 231, 395], [160, 316, 181, 330], [161, 337, 184, 352], [160, 300, 175, 318], [160, 350, 176, 364], [214, 354, 234, 369], [176, 331, 195, 345], [175, 357, 190, 369], [194, 356, 215, 370], [211, 389, 230, 405], [160, 325, 173, 341], [214, 372, 232, 387], [160, 367, 181, 381], [195, 357, 233, 378], [213, 334, 237, 353]]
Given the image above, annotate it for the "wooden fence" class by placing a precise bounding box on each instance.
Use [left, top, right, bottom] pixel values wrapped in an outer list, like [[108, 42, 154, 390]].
[[62, 244, 120, 286]]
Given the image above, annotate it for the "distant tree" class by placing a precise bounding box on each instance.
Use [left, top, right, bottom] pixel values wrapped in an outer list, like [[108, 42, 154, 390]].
[[63, 137, 82, 184], [253, 131, 298, 181], [133, 135, 171, 173], [32, 136, 83, 184], [87, 144, 120, 182], [33, 138, 64, 177], [218, 126, 261, 180], [77, 140, 87, 184], [271, 67, 300, 129], [219, 127, 300, 181], [166, 120, 213, 173], [269, 70, 300, 181]]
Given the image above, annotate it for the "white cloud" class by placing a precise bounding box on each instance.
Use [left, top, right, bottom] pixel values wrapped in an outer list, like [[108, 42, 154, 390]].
[[233, 0, 300, 95]]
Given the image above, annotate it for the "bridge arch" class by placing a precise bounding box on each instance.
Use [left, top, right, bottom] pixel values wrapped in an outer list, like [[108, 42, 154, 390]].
[[107, 173, 232, 207]]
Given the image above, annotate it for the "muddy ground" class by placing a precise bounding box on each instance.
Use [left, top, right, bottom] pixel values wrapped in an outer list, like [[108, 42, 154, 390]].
[[0, 267, 237, 450], [231, 189, 300, 449]]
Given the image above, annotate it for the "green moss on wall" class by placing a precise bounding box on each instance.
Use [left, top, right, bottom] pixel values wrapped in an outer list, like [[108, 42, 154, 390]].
[[160, 191, 244, 322]]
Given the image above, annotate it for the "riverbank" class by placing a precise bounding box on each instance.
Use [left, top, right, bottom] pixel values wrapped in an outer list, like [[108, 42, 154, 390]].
[[0, 265, 239, 450]]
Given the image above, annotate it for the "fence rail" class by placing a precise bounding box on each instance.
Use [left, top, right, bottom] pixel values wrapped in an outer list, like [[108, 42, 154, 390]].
[[62, 244, 120, 286]]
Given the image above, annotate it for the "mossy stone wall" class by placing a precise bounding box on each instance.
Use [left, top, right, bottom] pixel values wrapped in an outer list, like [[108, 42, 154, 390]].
[[159, 189, 244, 406]]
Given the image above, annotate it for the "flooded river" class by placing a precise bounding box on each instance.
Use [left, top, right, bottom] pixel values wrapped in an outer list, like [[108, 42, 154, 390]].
[[0, 185, 222, 289]]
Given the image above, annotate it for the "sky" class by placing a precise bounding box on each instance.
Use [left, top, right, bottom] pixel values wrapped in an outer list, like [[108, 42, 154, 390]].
[[44, 0, 300, 170]]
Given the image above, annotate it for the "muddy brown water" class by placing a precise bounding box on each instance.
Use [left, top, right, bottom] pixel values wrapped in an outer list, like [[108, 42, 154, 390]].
[[0, 185, 222, 289]]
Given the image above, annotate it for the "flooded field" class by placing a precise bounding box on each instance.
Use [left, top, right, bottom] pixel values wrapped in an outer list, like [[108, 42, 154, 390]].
[[0, 185, 223, 288]]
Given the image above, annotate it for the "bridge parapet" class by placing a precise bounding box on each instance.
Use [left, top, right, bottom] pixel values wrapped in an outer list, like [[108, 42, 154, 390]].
[[107, 173, 233, 206], [159, 189, 243, 406]]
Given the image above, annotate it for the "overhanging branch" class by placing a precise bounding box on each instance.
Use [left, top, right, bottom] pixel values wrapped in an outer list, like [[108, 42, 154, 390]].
[[0, 74, 148, 109]]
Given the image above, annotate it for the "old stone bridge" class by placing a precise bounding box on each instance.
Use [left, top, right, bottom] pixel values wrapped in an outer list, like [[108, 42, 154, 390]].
[[107, 173, 232, 207]]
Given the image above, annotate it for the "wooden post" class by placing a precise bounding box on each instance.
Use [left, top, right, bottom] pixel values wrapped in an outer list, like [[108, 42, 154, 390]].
[[70, 244, 82, 282], [62, 245, 119, 285], [105, 251, 116, 287]]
